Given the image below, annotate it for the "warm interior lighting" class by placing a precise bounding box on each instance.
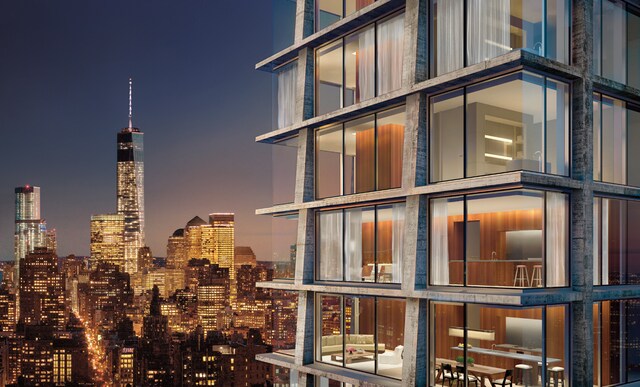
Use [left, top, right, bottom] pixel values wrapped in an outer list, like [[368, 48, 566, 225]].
[[485, 153, 513, 161], [449, 327, 496, 341], [484, 134, 513, 144]]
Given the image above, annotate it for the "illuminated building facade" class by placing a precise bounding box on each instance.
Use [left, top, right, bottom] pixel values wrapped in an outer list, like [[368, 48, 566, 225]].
[[87, 263, 133, 331], [19, 247, 65, 329], [14, 185, 46, 278], [166, 228, 187, 269], [137, 246, 153, 272], [196, 264, 230, 334], [90, 213, 125, 270], [0, 286, 16, 333], [117, 79, 145, 275], [209, 213, 235, 281]]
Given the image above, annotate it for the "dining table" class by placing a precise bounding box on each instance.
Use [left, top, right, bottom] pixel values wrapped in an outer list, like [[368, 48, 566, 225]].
[[436, 357, 506, 387]]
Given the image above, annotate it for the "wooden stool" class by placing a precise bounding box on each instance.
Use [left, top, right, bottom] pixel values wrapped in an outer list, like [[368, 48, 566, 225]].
[[531, 265, 543, 287], [514, 265, 530, 287], [547, 366, 564, 387], [515, 363, 533, 386]]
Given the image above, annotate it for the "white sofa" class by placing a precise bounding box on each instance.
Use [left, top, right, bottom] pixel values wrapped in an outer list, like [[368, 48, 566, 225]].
[[321, 335, 385, 354], [378, 345, 403, 365]]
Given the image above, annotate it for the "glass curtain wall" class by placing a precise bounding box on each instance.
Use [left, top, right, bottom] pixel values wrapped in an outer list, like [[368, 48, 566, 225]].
[[430, 71, 569, 182], [317, 203, 405, 284], [430, 302, 568, 387], [593, 93, 640, 186], [594, 299, 640, 386], [316, 12, 405, 116], [430, 189, 568, 288], [272, 214, 299, 280], [272, 136, 298, 205], [276, 61, 298, 129], [593, 0, 640, 89], [593, 197, 640, 285], [316, 106, 406, 198], [317, 294, 405, 380], [431, 0, 570, 77], [316, 0, 376, 31]]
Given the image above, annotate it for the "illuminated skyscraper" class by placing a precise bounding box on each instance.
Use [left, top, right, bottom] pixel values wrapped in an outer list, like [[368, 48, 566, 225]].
[[14, 185, 46, 278], [209, 213, 235, 281], [117, 78, 145, 274], [90, 213, 125, 269], [166, 228, 187, 269]]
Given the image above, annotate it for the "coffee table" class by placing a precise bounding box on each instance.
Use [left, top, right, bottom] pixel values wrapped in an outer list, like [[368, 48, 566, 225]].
[[331, 351, 374, 364]]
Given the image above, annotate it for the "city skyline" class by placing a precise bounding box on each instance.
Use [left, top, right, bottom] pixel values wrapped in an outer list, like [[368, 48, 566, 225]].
[[0, 1, 278, 260]]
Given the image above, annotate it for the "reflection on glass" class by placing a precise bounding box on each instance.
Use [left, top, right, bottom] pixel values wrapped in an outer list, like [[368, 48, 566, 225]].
[[594, 94, 627, 185], [318, 295, 343, 360], [316, 41, 343, 116], [345, 26, 375, 107], [272, 136, 298, 205], [377, 298, 406, 379], [316, 124, 343, 198], [317, 0, 375, 31], [430, 89, 464, 181], [272, 214, 298, 280], [276, 61, 297, 129], [430, 190, 568, 288], [376, 203, 405, 283], [629, 108, 640, 186], [345, 207, 375, 282], [317, 210, 343, 281]]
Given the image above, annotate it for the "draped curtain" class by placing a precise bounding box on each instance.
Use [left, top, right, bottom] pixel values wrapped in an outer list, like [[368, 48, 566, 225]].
[[546, 192, 567, 287], [594, 198, 601, 285], [431, 199, 450, 285], [602, 199, 610, 285], [319, 211, 343, 280], [377, 13, 405, 95], [467, 0, 511, 65], [345, 209, 364, 281], [391, 203, 406, 283], [277, 61, 297, 128], [436, 0, 464, 75], [357, 27, 375, 102]]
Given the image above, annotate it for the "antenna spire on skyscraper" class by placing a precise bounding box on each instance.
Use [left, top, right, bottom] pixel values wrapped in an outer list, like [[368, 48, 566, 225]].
[[128, 77, 133, 129]]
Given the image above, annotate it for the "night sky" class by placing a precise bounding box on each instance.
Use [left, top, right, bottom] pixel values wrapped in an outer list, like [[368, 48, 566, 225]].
[[0, 1, 283, 260]]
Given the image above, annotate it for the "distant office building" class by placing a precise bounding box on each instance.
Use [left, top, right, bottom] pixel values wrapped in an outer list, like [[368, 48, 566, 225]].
[[117, 79, 145, 275], [139, 285, 172, 385], [234, 246, 257, 267], [90, 213, 125, 269], [209, 213, 235, 280], [19, 247, 65, 329], [0, 286, 16, 333], [87, 263, 133, 330], [137, 246, 153, 272], [166, 228, 187, 269], [14, 185, 46, 278], [184, 216, 214, 261], [196, 264, 230, 334], [45, 228, 57, 254]]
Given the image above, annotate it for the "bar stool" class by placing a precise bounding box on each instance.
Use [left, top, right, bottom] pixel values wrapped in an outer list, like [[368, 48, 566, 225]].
[[514, 265, 530, 287], [547, 366, 564, 387], [531, 265, 543, 287], [515, 363, 533, 386]]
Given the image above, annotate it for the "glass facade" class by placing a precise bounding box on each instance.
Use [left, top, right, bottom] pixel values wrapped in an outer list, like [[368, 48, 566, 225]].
[[431, 0, 570, 76], [594, 299, 640, 386], [430, 71, 569, 182], [430, 302, 568, 387], [593, 197, 640, 285], [315, 13, 405, 116], [316, 106, 405, 198], [593, 93, 640, 186], [317, 202, 405, 284], [272, 214, 298, 280], [272, 136, 298, 205], [430, 189, 568, 288], [316, 0, 376, 31], [593, 0, 640, 89], [317, 294, 406, 380]]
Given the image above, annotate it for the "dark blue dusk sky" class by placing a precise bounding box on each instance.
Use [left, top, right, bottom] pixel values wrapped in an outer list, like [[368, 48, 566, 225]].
[[0, 1, 283, 260]]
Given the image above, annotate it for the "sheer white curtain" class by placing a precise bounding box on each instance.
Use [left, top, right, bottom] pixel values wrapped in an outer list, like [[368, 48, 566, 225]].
[[436, 0, 464, 75], [345, 209, 363, 281], [467, 0, 511, 65], [358, 27, 375, 102], [377, 13, 405, 95], [391, 203, 406, 283], [593, 198, 601, 285], [431, 199, 450, 285], [319, 211, 343, 280], [546, 192, 567, 287], [277, 61, 297, 128], [602, 199, 610, 285]]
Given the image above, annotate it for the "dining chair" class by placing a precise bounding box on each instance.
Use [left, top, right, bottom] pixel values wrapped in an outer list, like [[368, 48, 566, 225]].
[[440, 363, 456, 387], [491, 369, 513, 387], [456, 365, 480, 387]]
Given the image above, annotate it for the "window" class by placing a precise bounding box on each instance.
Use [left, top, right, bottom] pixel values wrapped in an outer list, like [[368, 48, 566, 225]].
[[430, 302, 568, 387], [430, 189, 569, 288], [594, 0, 640, 88], [276, 61, 298, 129], [317, 202, 406, 284], [593, 197, 640, 285], [593, 93, 640, 186], [430, 71, 569, 182], [594, 299, 640, 386], [272, 214, 298, 280], [431, 0, 570, 76], [316, 106, 405, 198], [317, 294, 405, 380], [316, 0, 376, 31], [315, 13, 405, 116], [272, 136, 298, 205]]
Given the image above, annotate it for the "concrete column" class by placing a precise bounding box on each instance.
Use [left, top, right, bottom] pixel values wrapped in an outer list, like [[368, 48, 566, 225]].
[[402, 195, 428, 291], [570, 1, 594, 386], [294, 128, 315, 204], [402, 92, 428, 189], [295, 371, 315, 386], [402, 298, 428, 386], [402, 0, 428, 86], [294, 0, 314, 43], [295, 208, 315, 285], [295, 47, 315, 123], [295, 290, 315, 366]]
